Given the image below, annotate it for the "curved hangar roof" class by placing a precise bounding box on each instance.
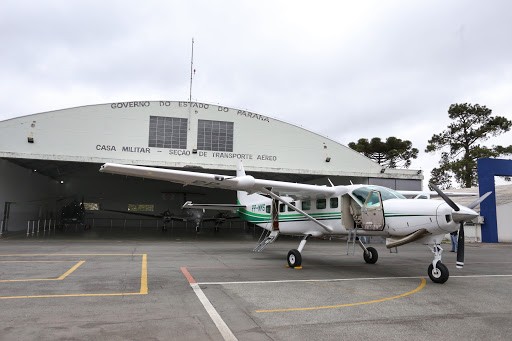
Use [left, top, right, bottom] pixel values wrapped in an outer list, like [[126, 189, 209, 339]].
[[0, 100, 420, 179]]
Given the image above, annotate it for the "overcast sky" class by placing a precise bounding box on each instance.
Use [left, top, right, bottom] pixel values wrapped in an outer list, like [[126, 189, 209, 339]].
[[1, 0, 511, 186]]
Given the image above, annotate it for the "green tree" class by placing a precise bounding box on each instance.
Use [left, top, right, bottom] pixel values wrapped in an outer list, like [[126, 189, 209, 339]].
[[348, 137, 418, 168], [426, 103, 512, 188]]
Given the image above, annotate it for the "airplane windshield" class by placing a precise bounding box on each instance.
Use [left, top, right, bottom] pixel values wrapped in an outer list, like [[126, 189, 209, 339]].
[[352, 185, 406, 204]]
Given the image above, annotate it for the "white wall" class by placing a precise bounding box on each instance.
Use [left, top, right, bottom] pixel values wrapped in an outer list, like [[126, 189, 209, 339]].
[[0, 101, 422, 180], [497, 202, 512, 242], [0, 159, 59, 231]]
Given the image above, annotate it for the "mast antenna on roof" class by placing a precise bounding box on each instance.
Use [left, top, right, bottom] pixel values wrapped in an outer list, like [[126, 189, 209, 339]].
[[189, 38, 195, 103]]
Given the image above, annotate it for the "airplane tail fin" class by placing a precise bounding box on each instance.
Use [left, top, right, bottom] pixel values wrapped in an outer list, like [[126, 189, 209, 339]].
[[236, 160, 246, 177]]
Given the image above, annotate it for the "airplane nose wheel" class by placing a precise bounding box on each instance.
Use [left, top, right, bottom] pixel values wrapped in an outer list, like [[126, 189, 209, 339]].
[[428, 262, 449, 284], [287, 249, 302, 268]]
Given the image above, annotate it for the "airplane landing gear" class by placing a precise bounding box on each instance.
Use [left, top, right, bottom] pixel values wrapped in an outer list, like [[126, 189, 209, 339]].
[[355, 238, 378, 264], [287, 235, 310, 268], [428, 244, 449, 284], [363, 247, 378, 264], [428, 262, 449, 283], [287, 249, 301, 268]]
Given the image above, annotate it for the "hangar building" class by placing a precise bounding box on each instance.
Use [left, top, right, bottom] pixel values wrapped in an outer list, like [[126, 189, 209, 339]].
[[0, 100, 422, 233]]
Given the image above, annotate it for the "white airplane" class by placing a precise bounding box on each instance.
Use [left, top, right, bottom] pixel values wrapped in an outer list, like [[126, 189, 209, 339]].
[[99, 162, 491, 284]]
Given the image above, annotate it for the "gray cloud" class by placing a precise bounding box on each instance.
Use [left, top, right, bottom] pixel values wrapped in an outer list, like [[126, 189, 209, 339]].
[[1, 0, 511, 184]]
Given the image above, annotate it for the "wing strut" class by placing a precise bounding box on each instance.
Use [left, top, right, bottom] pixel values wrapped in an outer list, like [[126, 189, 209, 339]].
[[261, 188, 333, 233]]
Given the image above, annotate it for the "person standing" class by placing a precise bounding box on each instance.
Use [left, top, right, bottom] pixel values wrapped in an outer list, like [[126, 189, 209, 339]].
[[450, 230, 458, 252]]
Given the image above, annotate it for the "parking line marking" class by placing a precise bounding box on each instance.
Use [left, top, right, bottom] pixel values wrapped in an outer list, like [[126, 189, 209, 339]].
[[0, 260, 85, 283], [140, 254, 148, 294], [181, 267, 237, 341], [255, 278, 426, 313], [197, 274, 512, 285], [0, 254, 148, 299], [57, 260, 85, 280]]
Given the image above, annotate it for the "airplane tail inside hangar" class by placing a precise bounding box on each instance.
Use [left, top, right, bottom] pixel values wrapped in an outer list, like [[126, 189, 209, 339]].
[[0, 101, 422, 233]]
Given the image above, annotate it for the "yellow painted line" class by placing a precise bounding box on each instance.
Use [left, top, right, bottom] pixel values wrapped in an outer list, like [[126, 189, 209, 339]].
[[57, 260, 85, 280], [255, 278, 426, 313], [0, 253, 144, 256], [0, 292, 144, 300], [0, 254, 148, 299], [0, 261, 85, 283], [140, 254, 148, 294], [0, 260, 78, 263]]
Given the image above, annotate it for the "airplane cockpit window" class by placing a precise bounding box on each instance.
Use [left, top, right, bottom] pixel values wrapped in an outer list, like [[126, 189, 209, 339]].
[[352, 186, 406, 204]]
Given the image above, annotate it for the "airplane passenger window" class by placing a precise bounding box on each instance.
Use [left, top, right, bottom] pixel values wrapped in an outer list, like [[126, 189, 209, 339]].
[[266, 205, 271, 213], [302, 200, 311, 210], [288, 202, 296, 211], [316, 199, 327, 209], [279, 203, 286, 212], [330, 198, 339, 208]]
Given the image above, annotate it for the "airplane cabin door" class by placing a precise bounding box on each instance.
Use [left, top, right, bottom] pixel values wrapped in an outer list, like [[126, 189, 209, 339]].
[[361, 190, 385, 231]]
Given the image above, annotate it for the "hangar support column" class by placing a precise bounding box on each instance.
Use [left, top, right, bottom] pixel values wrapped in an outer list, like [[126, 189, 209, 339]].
[[477, 158, 512, 243]]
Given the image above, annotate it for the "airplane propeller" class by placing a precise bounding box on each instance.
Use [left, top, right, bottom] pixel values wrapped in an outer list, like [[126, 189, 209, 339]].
[[430, 184, 492, 270]]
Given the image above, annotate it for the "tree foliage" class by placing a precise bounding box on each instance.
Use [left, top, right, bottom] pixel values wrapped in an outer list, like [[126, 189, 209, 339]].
[[348, 137, 418, 168], [426, 103, 512, 188]]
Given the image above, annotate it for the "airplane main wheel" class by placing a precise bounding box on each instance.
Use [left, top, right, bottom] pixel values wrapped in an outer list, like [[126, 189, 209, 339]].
[[287, 249, 302, 268], [428, 262, 449, 284], [363, 247, 378, 264]]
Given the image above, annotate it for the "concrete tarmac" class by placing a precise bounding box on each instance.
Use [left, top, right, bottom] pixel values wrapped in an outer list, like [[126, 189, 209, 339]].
[[1, 228, 511, 340]]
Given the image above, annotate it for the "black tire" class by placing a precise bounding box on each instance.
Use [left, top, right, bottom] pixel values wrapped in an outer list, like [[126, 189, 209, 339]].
[[363, 247, 378, 264], [428, 262, 449, 284], [287, 249, 302, 268]]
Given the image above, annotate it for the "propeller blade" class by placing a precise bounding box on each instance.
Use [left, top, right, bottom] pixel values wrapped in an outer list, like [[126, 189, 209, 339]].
[[456, 222, 464, 269], [430, 184, 460, 211], [467, 191, 492, 209]]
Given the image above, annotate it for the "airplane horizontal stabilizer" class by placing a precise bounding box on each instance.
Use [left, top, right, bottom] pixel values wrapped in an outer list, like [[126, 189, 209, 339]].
[[182, 201, 245, 211]]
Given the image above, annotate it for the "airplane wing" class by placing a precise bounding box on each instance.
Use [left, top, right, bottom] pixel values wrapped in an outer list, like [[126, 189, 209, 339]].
[[99, 163, 344, 199], [398, 190, 478, 198], [101, 208, 188, 221]]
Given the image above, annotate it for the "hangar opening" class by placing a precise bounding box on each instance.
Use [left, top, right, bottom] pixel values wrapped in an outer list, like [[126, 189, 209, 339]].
[[0, 101, 422, 235]]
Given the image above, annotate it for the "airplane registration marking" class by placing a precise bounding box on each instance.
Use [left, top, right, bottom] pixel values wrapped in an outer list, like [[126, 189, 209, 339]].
[[255, 278, 426, 313], [0, 254, 148, 299]]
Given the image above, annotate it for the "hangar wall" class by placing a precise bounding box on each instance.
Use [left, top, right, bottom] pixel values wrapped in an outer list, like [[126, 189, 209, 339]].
[[1, 100, 423, 232], [0, 159, 58, 232], [0, 101, 421, 180]]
